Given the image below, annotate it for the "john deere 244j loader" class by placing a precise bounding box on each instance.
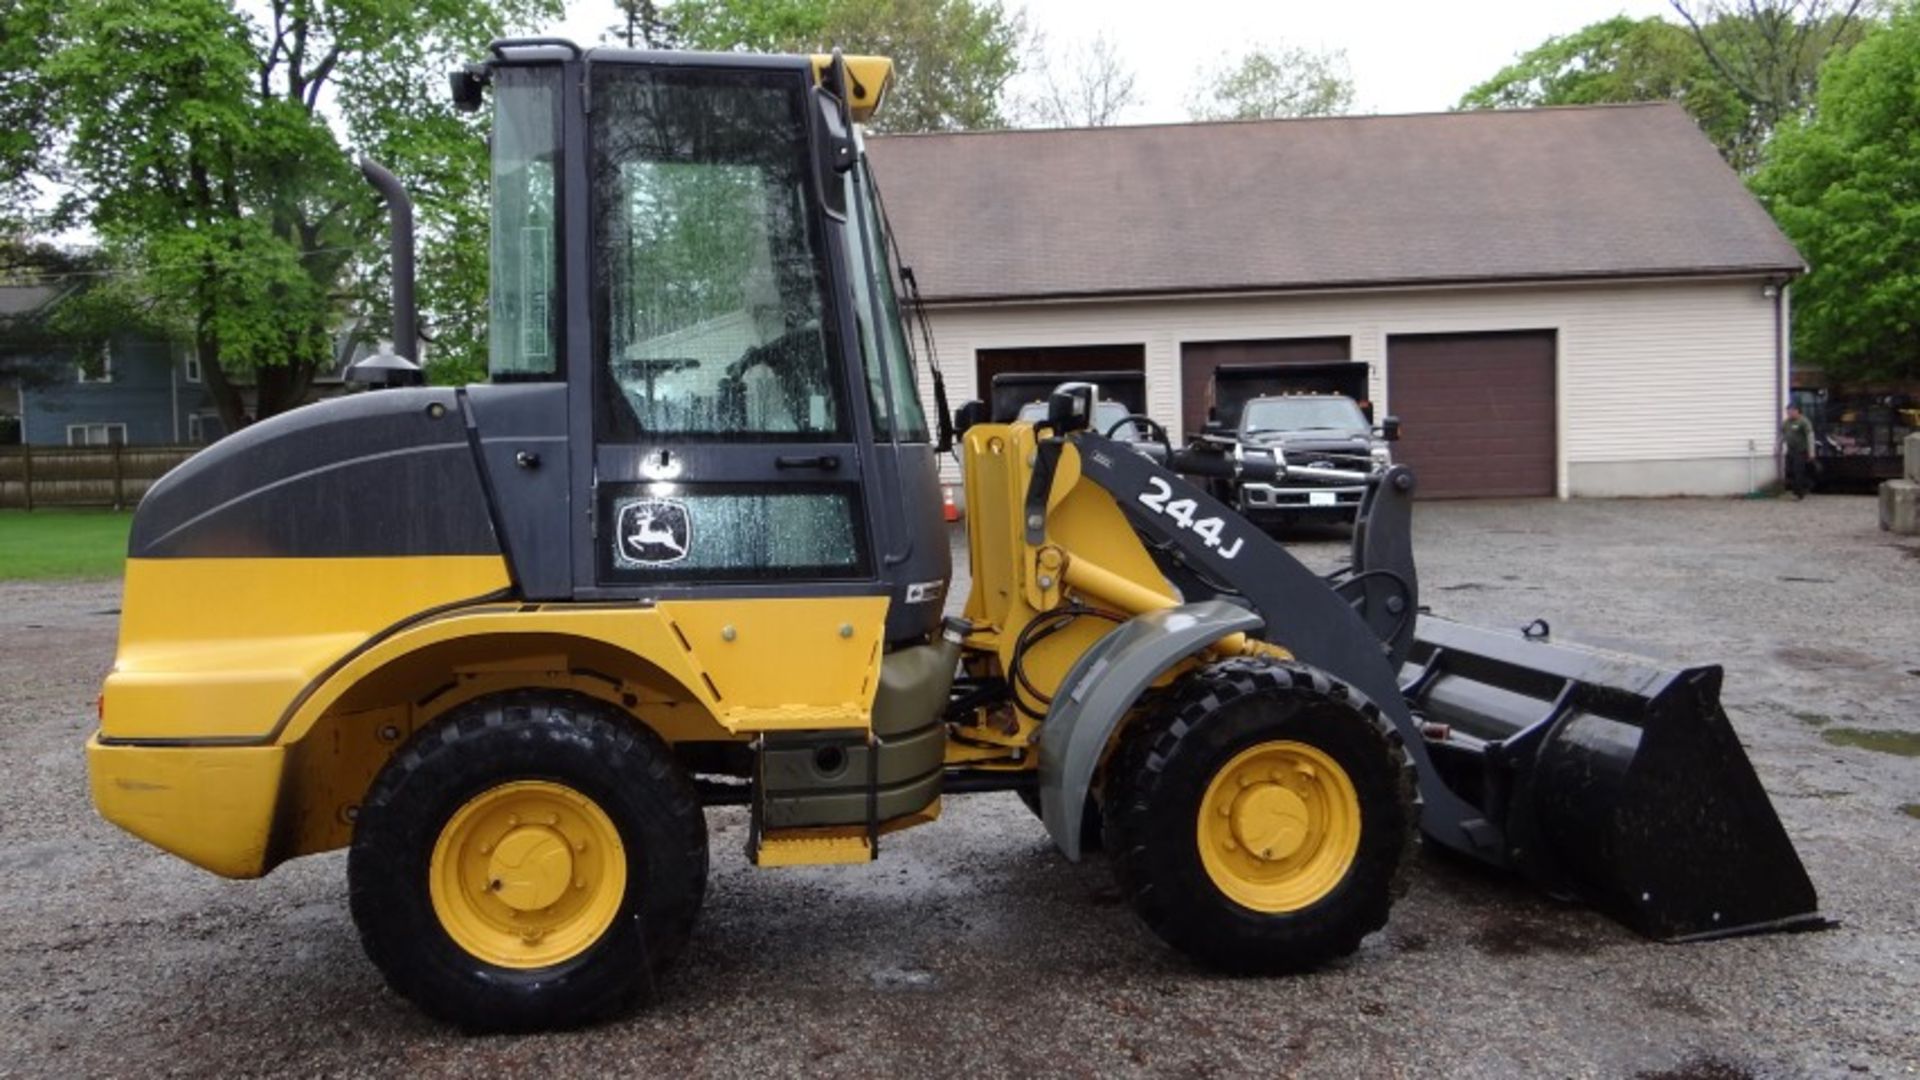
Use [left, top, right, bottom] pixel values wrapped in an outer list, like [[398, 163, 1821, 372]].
[[88, 41, 1820, 1031]]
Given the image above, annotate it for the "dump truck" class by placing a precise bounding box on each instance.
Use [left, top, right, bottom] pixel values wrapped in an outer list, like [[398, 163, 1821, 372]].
[[88, 41, 1821, 1032]]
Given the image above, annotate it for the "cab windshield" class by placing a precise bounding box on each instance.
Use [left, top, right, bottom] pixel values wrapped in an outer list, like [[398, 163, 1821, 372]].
[[1242, 397, 1368, 435]]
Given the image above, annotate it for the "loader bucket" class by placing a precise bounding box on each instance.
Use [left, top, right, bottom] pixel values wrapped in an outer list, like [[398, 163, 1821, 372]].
[[1403, 617, 1822, 941]]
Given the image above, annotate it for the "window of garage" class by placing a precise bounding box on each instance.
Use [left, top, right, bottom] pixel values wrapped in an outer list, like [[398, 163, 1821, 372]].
[[975, 344, 1146, 419], [1180, 337, 1350, 438], [1386, 330, 1556, 499]]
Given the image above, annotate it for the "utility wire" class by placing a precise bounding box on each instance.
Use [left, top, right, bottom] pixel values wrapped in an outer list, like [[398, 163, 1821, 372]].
[[1, 243, 376, 287]]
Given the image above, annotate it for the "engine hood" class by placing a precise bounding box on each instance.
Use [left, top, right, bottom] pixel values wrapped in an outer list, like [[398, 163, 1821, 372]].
[[129, 388, 501, 560]]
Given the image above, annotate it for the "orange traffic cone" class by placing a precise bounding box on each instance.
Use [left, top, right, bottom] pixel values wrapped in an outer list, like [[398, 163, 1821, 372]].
[[942, 485, 961, 523]]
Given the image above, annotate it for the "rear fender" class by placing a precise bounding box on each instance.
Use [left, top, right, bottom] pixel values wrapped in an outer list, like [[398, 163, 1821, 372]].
[[1037, 601, 1264, 859]]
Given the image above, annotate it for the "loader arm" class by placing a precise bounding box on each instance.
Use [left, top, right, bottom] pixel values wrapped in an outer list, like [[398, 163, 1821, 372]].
[[1040, 432, 1500, 863], [1026, 428, 1820, 944]]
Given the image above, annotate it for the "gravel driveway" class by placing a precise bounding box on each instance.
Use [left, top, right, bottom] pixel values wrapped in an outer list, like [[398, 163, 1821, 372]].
[[2, 495, 1916, 1078]]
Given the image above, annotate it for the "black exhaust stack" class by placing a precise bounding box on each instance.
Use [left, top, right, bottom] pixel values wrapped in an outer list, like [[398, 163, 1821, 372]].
[[350, 158, 424, 387]]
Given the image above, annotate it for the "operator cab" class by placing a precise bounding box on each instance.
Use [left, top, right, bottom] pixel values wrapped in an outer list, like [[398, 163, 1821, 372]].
[[464, 40, 949, 641]]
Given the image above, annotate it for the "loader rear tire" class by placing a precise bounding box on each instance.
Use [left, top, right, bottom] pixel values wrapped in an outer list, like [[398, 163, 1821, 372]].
[[1106, 658, 1414, 973], [349, 691, 707, 1032]]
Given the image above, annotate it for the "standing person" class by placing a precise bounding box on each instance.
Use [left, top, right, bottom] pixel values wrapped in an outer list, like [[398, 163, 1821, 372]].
[[1781, 404, 1816, 499]]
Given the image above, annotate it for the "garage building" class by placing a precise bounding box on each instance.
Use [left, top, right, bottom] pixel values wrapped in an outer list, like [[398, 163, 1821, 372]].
[[866, 103, 1805, 497]]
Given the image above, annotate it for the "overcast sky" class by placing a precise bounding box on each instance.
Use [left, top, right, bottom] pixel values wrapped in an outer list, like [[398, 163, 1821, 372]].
[[555, 0, 1682, 121]]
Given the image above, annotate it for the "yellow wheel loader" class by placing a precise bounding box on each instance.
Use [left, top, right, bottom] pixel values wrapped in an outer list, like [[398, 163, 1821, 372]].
[[87, 41, 1821, 1032]]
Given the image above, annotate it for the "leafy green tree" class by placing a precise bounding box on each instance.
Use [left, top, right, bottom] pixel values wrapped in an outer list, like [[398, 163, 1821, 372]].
[[673, 0, 1025, 132], [1669, 1, 1871, 141], [0, 1, 59, 224], [1460, 7, 1871, 171], [1187, 43, 1355, 121], [1755, 5, 1920, 381], [14, 0, 553, 425], [1459, 17, 1753, 164]]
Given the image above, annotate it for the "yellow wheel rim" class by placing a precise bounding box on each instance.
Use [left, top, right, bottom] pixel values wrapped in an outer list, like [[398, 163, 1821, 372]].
[[1196, 740, 1361, 913], [429, 780, 627, 969]]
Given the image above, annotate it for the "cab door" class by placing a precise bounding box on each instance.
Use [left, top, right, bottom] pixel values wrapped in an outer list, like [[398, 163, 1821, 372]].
[[573, 61, 879, 597]]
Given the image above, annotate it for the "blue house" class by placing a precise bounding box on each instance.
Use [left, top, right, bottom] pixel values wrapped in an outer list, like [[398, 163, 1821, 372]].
[[3, 282, 220, 447], [17, 331, 223, 447], [5, 281, 379, 447]]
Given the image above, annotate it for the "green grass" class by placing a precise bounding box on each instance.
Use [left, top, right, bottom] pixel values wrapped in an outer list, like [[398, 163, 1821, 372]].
[[0, 510, 133, 580]]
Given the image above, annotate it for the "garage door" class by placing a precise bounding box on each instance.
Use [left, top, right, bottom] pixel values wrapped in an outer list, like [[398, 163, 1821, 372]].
[[1387, 331, 1556, 498], [1180, 338, 1349, 438]]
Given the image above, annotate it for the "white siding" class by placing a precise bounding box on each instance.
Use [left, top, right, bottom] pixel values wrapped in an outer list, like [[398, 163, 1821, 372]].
[[912, 277, 1783, 497]]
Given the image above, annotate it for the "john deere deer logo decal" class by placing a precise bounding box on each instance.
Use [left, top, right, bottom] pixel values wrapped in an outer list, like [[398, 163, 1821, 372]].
[[614, 497, 692, 567]]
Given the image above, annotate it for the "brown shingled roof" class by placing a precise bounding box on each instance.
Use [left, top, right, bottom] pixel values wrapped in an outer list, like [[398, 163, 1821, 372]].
[[864, 103, 1802, 303]]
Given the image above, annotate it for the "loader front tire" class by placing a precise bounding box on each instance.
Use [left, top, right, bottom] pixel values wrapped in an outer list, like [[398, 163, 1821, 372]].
[[1106, 658, 1414, 973], [349, 692, 707, 1031]]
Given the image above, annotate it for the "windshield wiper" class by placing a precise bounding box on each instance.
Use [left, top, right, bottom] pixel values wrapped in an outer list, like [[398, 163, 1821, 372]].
[[869, 171, 954, 453]]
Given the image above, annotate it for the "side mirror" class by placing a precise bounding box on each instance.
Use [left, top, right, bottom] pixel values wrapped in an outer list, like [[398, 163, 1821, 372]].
[[811, 88, 853, 218], [1045, 385, 1094, 435], [450, 64, 489, 113], [1379, 415, 1401, 442]]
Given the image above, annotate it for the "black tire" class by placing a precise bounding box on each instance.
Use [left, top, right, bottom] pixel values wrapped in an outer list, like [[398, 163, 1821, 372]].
[[1105, 658, 1416, 973], [348, 691, 707, 1031], [1015, 787, 1103, 853]]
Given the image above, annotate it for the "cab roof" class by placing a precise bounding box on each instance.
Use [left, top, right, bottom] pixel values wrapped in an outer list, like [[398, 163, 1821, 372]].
[[485, 38, 892, 123]]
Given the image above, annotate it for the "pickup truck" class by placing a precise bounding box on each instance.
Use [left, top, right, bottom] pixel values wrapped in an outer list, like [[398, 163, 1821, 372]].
[[1201, 362, 1396, 527], [1228, 393, 1394, 522]]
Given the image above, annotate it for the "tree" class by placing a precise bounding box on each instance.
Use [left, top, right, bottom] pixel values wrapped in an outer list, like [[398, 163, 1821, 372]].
[[607, 0, 678, 49], [14, 0, 554, 427], [0, 1, 59, 224], [1458, 17, 1753, 165], [1754, 5, 1920, 381], [1459, 7, 1870, 171], [1670, 0, 1871, 140], [1188, 43, 1355, 121], [1021, 32, 1139, 128], [673, 0, 1026, 133]]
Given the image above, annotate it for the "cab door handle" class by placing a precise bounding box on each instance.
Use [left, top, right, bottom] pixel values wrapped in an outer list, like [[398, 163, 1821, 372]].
[[775, 454, 842, 471]]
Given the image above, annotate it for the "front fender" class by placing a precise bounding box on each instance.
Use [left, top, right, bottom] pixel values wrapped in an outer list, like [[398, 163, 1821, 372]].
[[1037, 600, 1264, 859]]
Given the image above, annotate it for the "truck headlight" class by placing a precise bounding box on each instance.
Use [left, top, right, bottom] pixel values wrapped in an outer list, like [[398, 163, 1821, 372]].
[[1371, 446, 1392, 466]]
